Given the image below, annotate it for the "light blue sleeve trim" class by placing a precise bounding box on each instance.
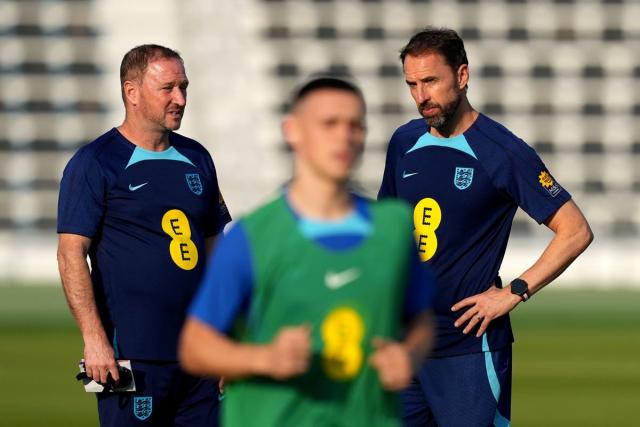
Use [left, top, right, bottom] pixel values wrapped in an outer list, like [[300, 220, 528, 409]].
[[125, 146, 195, 169], [406, 131, 478, 160]]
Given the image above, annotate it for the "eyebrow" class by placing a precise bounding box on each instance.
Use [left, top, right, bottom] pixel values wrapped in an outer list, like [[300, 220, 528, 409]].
[[406, 76, 436, 84]]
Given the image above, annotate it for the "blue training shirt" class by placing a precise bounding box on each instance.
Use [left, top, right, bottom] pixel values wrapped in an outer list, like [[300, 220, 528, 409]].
[[190, 193, 434, 334], [57, 128, 232, 361], [378, 113, 571, 357]]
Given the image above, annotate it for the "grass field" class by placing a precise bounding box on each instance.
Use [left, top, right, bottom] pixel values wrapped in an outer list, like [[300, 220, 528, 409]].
[[0, 286, 638, 426]]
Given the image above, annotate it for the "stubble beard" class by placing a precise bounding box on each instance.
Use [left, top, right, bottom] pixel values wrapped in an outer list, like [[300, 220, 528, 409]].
[[421, 93, 462, 132]]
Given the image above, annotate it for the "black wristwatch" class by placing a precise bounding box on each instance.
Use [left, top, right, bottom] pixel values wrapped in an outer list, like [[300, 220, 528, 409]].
[[510, 278, 530, 302]]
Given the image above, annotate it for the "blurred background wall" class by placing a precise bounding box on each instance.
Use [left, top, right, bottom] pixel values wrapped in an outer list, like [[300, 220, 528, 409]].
[[0, 0, 638, 286]]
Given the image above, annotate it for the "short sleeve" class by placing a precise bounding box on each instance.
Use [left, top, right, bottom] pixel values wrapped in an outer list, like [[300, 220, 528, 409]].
[[57, 148, 107, 238], [403, 242, 435, 321], [378, 134, 399, 199], [203, 152, 232, 237], [492, 139, 571, 224], [189, 222, 254, 333]]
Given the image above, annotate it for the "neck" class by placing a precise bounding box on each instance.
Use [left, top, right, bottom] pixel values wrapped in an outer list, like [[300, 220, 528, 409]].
[[288, 172, 353, 221], [118, 116, 171, 152], [430, 97, 478, 138]]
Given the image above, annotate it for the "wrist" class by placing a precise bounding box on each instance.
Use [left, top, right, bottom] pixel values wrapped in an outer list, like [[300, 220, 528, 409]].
[[508, 278, 530, 303], [506, 290, 525, 305], [82, 330, 110, 346], [250, 345, 273, 376]]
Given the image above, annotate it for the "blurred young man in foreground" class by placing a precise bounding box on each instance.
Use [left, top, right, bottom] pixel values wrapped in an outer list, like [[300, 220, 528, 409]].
[[180, 76, 435, 427]]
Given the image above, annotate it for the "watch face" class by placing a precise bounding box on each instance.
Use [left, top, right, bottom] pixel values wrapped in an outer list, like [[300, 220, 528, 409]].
[[511, 279, 528, 295]]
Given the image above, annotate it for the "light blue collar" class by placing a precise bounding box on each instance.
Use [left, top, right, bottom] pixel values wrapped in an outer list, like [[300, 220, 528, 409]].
[[406, 131, 477, 159], [125, 145, 195, 169]]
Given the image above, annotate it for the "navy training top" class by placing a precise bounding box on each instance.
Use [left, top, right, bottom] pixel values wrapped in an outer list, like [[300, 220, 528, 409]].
[[58, 128, 232, 361], [378, 113, 571, 357]]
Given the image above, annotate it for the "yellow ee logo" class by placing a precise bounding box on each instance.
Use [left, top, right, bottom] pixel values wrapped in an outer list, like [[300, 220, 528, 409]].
[[161, 209, 198, 271], [413, 197, 442, 262], [321, 306, 365, 381]]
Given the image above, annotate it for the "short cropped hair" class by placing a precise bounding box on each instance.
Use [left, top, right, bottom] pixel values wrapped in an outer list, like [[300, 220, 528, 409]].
[[399, 27, 468, 72], [119, 44, 183, 99], [289, 74, 365, 112]]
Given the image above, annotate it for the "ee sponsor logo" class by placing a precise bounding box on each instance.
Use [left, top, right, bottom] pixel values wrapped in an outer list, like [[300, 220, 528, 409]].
[[161, 209, 198, 270]]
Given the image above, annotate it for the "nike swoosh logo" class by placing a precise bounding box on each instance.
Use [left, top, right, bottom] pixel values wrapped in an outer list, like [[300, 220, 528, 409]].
[[402, 171, 418, 179], [325, 268, 360, 290], [128, 182, 149, 191]]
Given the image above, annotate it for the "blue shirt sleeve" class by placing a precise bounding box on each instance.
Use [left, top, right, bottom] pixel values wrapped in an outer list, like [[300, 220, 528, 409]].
[[189, 222, 254, 333], [472, 121, 572, 224], [378, 134, 399, 199], [498, 141, 571, 224], [57, 147, 107, 238], [202, 150, 232, 237], [403, 242, 435, 321]]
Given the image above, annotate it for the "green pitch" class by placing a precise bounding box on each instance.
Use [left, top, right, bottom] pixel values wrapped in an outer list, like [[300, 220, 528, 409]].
[[0, 285, 638, 426]]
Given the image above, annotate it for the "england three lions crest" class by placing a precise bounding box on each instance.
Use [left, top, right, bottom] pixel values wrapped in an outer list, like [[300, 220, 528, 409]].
[[133, 396, 152, 421], [185, 173, 203, 195], [454, 167, 474, 190]]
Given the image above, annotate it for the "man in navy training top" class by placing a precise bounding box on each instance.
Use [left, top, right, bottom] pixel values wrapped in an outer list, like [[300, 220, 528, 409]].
[[378, 28, 593, 427], [57, 44, 231, 426]]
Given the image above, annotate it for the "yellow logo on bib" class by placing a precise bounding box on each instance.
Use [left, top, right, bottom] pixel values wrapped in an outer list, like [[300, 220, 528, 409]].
[[321, 307, 365, 381]]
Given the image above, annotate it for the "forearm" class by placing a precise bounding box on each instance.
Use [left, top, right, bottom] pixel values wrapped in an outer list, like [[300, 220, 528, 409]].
[[518, 201, 593, 295], [402, 311, 433, 369], [57, 239, 108, 344], [519, 230, 589, 294], [179, 318, 269, 380]]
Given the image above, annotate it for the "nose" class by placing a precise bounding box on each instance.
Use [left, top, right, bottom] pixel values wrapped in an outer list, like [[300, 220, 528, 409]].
[[173, 87, 186, 106], [415, 84, 429, 105]]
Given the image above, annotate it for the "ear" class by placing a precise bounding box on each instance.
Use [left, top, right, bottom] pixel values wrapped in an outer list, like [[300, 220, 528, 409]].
[[282, 114, 300, 151], [123, 80, 140, 107], [456, 64, 469, 90]]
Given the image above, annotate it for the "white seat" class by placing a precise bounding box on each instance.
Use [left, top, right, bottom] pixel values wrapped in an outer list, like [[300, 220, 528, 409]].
[[0, 38, 25, 66], [602, 153, 633, 189], [424, 1, 462, 30], [39, 1, 69, 32], [477, 2, 510, 34], [549, 43, 585, 74], [572, 2, 604, 35], [552, 115, 586, 150], [380, 2, 419, 34], [286, 2, 319, 32], [501, 77, 534, 110], [334, 2, 366, 33], [620, 3, 640, 33], [525, 2, 558, 34], [601, 45, 635, 75], [552, 77, 585, 110], [0, 1, 18, 27]]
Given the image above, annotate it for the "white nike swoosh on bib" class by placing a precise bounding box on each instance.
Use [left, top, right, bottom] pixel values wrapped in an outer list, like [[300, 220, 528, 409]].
[[325, 268, 360, 290]]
